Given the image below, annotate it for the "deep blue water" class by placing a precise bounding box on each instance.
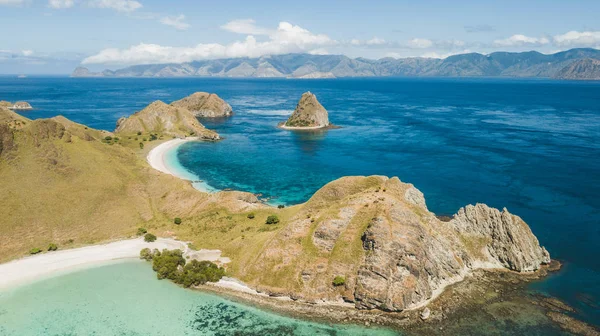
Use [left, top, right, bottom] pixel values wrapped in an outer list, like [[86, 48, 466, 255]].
[[1, 76, 599, 328]]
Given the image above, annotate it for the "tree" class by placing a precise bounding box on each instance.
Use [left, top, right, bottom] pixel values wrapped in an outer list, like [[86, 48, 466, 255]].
[[48, 243, 58, 251], [137, 227, 147, 236], [144, 233, 157, 242], [140, 248, 153, 261], [139, 142, 144, 149], [151, 249, 185, 280], [174, 217, 182, 225], [265, 215, 280, 225], [247, 213, 255, 219], [137, 131, 142, 135]]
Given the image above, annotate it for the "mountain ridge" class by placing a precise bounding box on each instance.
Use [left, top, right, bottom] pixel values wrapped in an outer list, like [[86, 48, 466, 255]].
[[72, 48, 600, 79]]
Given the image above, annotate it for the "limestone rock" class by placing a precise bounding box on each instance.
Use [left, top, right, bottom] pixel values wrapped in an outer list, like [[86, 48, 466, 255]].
[[115, 100, 219, 140], [170, 92, 232, 118], [284, 92, 330, 128]]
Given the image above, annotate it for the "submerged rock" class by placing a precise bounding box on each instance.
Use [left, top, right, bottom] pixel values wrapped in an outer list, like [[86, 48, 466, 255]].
[[170, 92, 232, 118], [283, 92, 330, 128]]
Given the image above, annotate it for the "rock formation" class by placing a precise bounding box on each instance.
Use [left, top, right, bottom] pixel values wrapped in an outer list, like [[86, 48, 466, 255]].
[[115, 100, 219, 140], [241, 176, 550, 312], [11, 101, 32, 110], [283, 92, 330, 128], [170, 92, 233, 118]]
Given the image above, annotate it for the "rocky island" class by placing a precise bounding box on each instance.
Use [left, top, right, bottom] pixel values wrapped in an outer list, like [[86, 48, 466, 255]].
[[1, 100, 33, 110], [170, 92, 232, 118], [281, 92, 332, 129]]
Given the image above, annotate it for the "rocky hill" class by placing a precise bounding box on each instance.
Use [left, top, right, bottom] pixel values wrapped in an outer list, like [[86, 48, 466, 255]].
[[554, 58, 600, 80], [283, 92, 330, 128], [72, 48, 600, 79], [115, 100, 220, 140], [170, 92, 232, 118]]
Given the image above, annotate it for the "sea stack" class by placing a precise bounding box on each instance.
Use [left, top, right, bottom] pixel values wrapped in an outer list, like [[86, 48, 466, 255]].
[[283, 92, 330, 129], [170, 92, 233, 118]]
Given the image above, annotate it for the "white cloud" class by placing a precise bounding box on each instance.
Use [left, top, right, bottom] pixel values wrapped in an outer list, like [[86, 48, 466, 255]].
[[220, 19, 270, 35], [350, 39, 361, 46], [87, 0, 141, 12], [21, 50, 33, 56], [83, 21, 335, 65], [366, 37, 386, 45], [421, 50, 471, 59], [48, 0, 74, 8], [553, 31, 600, 47], [407, 38, 433, 49], [159, 14, 189, 31], [0, 0, 26, 5], [308, 48, 329, 55], [493, 34, 549, 47]]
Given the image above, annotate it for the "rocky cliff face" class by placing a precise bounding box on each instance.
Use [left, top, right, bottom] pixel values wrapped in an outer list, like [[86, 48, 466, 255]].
[[555, 58, 600, 80], [284, 92, 330, 128], [115, 101, 219, 140], [170, 92, 233, 118], [240, 176, 550, 312]]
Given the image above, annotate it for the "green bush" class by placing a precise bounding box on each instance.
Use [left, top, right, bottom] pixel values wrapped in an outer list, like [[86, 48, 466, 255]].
[[140, 248, 154, 261], [146, 249, 226, 287], [104, 136, 113, 141], [265, 215, 280, 225], [29, 248, 42, 255], [144, 233, 157, 242], [177, 260, 226, 287], [139, 142, 144, 149], [48, 243, 58, 251], [277, 204, 285, 209], [247, 213, 255, 219], [137, 131, 142, 135], [137, 227, 147, 236], [174, 217, 182, 225], [332, 276, 346, 287], [150, 134, 158, 141], [152, 249, 185, 280]]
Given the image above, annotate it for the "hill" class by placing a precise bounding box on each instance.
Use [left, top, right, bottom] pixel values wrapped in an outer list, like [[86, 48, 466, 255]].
[[72, 48, 600, 79], [554, 58, 600, 80]]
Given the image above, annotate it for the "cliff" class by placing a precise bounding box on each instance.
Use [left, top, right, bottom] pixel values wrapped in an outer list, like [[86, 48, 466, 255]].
[[283, 92, 330, 128], [115, 100, 220, 140], [170, 92, 232, 118], [238, 176, 549, 311], [555, 58, 600, 80]]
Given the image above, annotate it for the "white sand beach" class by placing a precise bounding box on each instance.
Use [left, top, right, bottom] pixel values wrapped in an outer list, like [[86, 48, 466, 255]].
[[146, 138, 195, 177], [0, 238, 235, 291]]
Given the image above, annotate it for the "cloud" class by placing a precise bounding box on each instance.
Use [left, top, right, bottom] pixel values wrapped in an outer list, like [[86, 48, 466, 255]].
[[407, 38, 433, 49], [83, 21, 335, 65], [464, 24, 494, 33], [88, 0, 141, 12], [220, 19, 270, 35], [366, 37, 386, 45], [21, 50, 33, 56], [493, 34, 549, 47], [159, 14, 190, 31], [553, 31, 600, 47], [0, 0, 26, 5], [421, 50, 471, 59], [48, 0, 74, 8], [350, 39, 361, 46]]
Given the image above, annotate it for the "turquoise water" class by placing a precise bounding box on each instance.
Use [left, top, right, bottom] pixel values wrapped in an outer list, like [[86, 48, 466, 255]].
[[0, 261, 396, 335], [1, 77, 599, 329]]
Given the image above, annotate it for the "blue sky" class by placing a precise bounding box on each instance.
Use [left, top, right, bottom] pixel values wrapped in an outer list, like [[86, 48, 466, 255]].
[[1, 0, 600, 73]]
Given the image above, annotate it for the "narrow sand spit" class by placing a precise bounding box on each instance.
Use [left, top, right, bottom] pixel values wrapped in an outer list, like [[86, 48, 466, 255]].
[[0, 238, 230, 290]]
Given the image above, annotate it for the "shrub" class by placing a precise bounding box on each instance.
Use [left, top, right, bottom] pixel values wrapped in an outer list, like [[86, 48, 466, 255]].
[[140, 248, 154, 261], [139, 142, 144, 149], [137, 131, 142, 135], [113, 137, 119, 141], [48, 243, 58, 251], [277, 204, 285, 209], [247, 213, 255, 219], [177, 260, 226, 288], [104, 136, 113, 141], [144, 233, 157, 242], [152, 249, 185, 280], [150, 134, 158, 141], [137, 227, 147, 236], [332, 276, 346, 287], [143, 137, 147, 141], [30, 248, 42, 255], [174, 217, 182, 225], [265, 215, 280, 225]]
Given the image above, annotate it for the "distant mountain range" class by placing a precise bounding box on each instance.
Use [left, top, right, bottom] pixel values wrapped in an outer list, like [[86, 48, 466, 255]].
[[72, 48, 600, 80]]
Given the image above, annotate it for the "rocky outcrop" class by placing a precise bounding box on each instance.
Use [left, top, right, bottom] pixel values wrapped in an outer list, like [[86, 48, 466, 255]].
[[115, 100, 219, 140], [10, 101, 32, 110], [242, 176, 550, 312], [170, 92, 232, 118], [555, 58, 600, 80], [283, 92, 330, 128]]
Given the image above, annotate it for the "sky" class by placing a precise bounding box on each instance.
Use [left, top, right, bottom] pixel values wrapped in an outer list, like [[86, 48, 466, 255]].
[[1, 0, 600, 74]]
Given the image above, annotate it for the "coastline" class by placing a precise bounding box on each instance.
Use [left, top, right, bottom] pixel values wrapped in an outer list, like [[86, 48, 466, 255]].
[[147, 138, 218, 193]]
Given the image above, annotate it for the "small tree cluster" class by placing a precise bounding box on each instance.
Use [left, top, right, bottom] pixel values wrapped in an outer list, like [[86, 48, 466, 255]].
[[144, 233, 157, 242]]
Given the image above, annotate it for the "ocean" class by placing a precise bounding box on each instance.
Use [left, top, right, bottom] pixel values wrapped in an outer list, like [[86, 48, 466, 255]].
[[1, 76, 598, 332]]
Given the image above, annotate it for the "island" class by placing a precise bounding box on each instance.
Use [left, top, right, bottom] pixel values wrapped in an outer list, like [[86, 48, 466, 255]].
[[280, 92, 332, 129], [1, 100, 33, 110], [170, 92, 233, 118], [0, 100, 596, 335]]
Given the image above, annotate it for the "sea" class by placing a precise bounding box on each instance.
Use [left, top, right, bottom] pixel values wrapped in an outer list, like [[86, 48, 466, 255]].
[[0, 76, 598, 334]]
